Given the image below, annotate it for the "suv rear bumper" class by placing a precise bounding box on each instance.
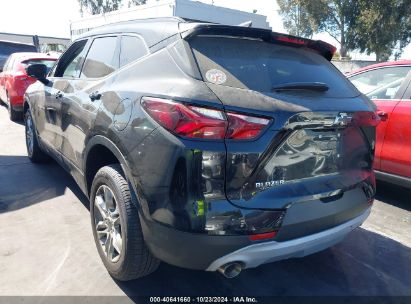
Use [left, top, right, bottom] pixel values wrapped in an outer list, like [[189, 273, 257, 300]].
[[207, 208, 370, 271], [140, 207, 370, 271]]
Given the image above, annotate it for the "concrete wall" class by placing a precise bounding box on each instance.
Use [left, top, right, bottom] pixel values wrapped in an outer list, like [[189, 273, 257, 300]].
[[0, 32, 70, 47], [332, 60, 376, 74]]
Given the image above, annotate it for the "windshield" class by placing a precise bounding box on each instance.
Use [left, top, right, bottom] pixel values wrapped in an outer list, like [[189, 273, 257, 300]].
[[349, 66, 410, 99], [189, 36, 359, 98]]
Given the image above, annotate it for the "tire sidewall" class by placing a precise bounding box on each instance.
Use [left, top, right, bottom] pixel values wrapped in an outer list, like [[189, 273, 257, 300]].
[[25, 110, 34, 158], [7, 94, 14, 119], [90, 169, 130, 275]]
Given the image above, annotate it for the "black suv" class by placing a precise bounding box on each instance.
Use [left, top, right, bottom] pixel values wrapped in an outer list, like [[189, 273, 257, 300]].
[[24, 18, 378, 280]]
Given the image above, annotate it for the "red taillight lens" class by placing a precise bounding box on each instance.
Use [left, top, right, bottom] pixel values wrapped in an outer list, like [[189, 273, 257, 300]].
[[248, 231, 277, 241], [226, 113, 270, 140], [142, 98, 227, 139], [142, 97, 271, 140], [275, 35, 307, 45]]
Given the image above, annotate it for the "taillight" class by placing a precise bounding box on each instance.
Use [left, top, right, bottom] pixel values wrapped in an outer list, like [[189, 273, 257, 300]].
[[142, 97, 227, 139], [226, 113, 270, 140], [142, 97, 271, 140]]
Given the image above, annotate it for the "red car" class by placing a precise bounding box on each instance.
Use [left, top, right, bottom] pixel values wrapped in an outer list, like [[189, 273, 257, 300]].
[[0, 52, 58, 120], [349, 60, 411, 186]]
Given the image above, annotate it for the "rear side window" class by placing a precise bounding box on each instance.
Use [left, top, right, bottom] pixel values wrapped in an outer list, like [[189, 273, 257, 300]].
[[189, 36, 358, 97], [120, 35, 148, 67], [81, 36, 119, 78]]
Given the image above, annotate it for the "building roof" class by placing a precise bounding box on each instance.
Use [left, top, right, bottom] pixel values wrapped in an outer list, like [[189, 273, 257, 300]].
[[77, 18, 336, 61], [77, 17, 184, 47]]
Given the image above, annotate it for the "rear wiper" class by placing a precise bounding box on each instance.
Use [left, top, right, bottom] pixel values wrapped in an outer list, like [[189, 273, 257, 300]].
[[272, 82, 330, 92]]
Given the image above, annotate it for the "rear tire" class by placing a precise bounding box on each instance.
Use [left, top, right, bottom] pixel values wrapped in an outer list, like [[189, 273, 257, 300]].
[[25, 109, 49, 162], [90, 164, 160, 281], [7, 93, 22, 121], [8, 104, 22, 121]]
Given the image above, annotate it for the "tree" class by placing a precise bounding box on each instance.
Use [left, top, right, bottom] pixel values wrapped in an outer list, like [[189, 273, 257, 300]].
[[278, 0, 361, 58], [78, 0, 122, 15], [278, 0, 410, 61], [277, 0, 316, 38], [349, 0, 411, 61], [128, 0, 146, 7], [78, 0, 147, 15], [304, 0, 361, 58]]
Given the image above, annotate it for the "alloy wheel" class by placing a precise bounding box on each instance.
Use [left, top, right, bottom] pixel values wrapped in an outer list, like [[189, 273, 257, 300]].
[[25, 114, 34, 156], [94, 185, 123, 263]]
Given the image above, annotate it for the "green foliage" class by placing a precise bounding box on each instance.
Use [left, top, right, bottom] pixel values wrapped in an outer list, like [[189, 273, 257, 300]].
[[278, 0, 410, 61], [277, 0, 316, 38], [78, 0, 147, 15], [332, 50, 351, 60], [278, 0, 361, 57], [128, 0, 147, 7], [349, 0, 411, 61]]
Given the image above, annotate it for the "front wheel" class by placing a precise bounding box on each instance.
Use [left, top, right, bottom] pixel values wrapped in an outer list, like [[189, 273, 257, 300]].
[[25, 109, 48, 162], [90, 164, 160, 280]]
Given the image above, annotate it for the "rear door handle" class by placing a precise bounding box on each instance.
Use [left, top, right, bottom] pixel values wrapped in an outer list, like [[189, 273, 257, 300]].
[[89, 91, 102, 101], [377, 111, 388, 121]]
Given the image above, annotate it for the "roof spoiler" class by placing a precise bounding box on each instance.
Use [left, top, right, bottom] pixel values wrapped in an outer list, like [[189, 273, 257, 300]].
[[180, 24, 336, 61]]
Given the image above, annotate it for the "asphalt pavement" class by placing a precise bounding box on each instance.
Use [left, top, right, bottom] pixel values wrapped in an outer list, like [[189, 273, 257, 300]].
[[0, 104, 410, 298]]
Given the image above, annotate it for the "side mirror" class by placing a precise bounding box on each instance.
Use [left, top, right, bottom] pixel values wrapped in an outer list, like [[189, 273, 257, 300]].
[[26, 64, 49, 85]]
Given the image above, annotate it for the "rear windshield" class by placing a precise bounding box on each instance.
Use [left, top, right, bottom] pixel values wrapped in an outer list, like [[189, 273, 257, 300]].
[[21, 59, 57, 74], [21, 59, 56, 68], [189, 36, 359, 97]]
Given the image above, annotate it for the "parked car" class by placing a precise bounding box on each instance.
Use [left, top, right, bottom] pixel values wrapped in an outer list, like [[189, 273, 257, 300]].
[[348, 61, 411, 187], [23, 18, 378, 280], [0, 52, 58, 120], [0, 41, 37, 71]]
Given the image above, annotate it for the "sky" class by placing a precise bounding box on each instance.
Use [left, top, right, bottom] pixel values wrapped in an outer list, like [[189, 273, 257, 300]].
[[0, 0, 409, 60]]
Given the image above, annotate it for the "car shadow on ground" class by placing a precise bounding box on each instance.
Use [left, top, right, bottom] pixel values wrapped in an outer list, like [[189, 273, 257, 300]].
[[114, 227, 411, 297], [376, 181, 411, 212], [1, 153, 410, 296], [0, 155, 89, 213]]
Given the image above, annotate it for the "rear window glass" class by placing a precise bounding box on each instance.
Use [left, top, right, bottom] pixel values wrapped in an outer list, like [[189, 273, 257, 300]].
[[120, 35, 148, 67], [189, 36, 358, 97], [21, 59, 56, 68], [81, 36, 118, 79], [21, 59, 56, 73]]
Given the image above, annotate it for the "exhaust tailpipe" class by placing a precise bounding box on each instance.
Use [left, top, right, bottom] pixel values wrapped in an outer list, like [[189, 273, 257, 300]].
[[217, 262, 243, 278]]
